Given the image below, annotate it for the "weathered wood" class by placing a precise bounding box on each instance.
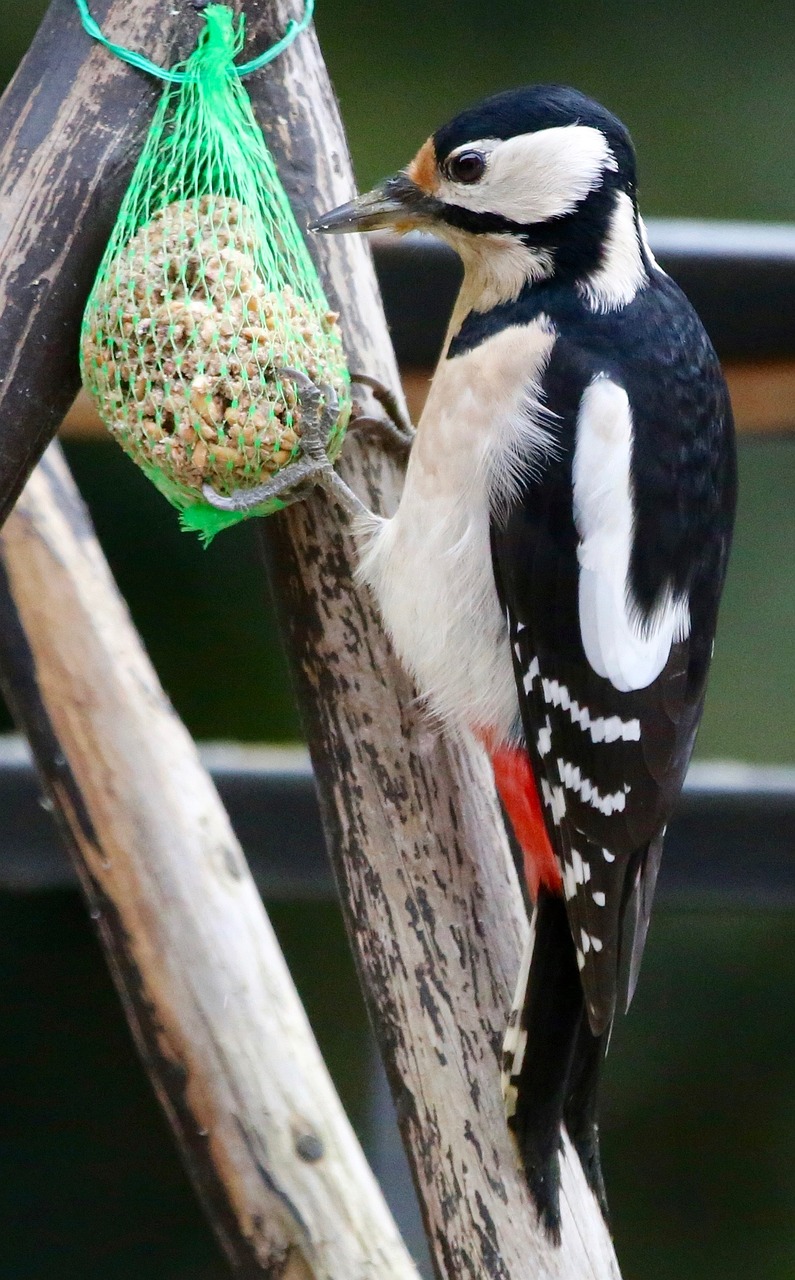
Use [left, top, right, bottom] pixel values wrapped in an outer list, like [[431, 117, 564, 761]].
[[0, 442, 421, 1279], [0, 0, 186, 518], [243, 4, 622, 1277]]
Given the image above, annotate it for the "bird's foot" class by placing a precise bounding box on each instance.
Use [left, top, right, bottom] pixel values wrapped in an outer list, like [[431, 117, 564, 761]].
[[201, 367, 368, 523], [348, 372, 415, 457]]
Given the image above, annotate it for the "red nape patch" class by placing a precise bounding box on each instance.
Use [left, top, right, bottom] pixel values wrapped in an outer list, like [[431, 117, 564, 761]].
[[488, 743, 562, 899]]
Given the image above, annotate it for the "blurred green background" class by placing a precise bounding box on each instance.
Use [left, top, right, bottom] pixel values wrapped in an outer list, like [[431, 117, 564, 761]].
[[1, 2, 795, 1279]]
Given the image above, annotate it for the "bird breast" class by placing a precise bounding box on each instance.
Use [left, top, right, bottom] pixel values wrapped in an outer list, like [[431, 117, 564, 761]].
[[357, 319, 557, 741]]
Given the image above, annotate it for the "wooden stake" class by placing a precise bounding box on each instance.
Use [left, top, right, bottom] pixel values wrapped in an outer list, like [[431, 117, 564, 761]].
[[245, 3, 623, 1276], [0, 443, 420, 1279]]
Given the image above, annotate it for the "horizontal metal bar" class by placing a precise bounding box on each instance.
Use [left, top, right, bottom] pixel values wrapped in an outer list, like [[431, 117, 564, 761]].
[[60, 218, 795, 444], [370, 219, 795, 366], [1, 736, 792, 905]]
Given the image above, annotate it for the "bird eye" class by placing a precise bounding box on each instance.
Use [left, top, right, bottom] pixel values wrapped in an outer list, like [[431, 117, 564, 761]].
[[447, 150, 486, 184]]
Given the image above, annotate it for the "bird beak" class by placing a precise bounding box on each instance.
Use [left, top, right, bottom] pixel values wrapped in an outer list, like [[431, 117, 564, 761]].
[[310, 174, 431, 235]]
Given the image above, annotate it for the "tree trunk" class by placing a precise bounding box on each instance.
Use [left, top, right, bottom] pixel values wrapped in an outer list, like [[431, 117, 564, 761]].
[[0, 442, 420, 1280], [247, 4, 622, 1277]]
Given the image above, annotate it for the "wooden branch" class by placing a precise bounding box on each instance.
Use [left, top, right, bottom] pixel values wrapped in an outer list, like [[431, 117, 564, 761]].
[[0, 0, 187, 520], [0, 441, 420, 1279], [240, 4, 622, 1277]]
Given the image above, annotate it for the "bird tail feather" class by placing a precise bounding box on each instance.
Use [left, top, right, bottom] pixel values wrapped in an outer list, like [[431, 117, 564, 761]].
[[502, 888, 609, 1239]]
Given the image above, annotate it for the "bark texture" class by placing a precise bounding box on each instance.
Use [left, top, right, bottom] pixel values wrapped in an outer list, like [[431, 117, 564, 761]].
[[247, 4, 622, 1277], [0, 443, 420, 1280], [0, 0, 184, 517]]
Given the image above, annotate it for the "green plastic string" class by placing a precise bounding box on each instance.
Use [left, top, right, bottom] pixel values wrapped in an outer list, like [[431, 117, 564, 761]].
[[74, 0, 315, 82], [79, 1, 350, 543]]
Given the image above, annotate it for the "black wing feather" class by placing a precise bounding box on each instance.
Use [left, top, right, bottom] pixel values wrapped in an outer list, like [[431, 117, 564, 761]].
[[490, 275, 735, 1034]]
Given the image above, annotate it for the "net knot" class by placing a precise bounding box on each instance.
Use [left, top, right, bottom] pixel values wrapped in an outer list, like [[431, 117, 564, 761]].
[[74, 0, 314, 83]]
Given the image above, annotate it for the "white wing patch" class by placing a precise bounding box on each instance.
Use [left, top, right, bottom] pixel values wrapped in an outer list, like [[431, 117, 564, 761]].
[[572, 377, 690, 692]]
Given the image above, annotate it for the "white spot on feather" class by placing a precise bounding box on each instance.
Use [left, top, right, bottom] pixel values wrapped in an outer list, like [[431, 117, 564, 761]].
[[571, 848, 591, 884], [563, 861, 577, 900], [540, 677, 641, 742], [581, 929, 603, 954], [557, 758, 629, 815], [540, 778, 567, 824], [564, 849, 594, 902], [523, 656, 540, 694], [573, 377, 690, 692]]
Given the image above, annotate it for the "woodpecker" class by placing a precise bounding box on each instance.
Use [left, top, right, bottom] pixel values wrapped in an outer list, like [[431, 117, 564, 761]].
[[309, 85, 737, 1237]]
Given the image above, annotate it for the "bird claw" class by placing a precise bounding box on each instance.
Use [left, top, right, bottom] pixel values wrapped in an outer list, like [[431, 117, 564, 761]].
[[201, 367, 341, 514], [349, 372, 415, 456]]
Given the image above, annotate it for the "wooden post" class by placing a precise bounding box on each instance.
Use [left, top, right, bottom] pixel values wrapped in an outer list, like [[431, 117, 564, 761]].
[[0, 0, 184, 520], [0, 442, 421, 1280], [243, 4, 622, 1277]]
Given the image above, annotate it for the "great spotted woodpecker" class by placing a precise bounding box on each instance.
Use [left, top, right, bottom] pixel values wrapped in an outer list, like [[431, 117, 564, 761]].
[[298, 85, 737, 1237]]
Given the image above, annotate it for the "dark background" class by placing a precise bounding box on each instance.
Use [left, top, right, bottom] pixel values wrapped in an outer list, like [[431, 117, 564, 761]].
[[1, 2, 794, 1278]]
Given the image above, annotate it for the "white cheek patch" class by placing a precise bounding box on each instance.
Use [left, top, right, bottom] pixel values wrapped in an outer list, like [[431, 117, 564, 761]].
[[572, 377, 690, 692], [439, 125, 616, 225]]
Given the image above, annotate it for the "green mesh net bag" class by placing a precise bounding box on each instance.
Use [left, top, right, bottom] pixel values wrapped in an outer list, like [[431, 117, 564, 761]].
[[79, 2, 350, 541]]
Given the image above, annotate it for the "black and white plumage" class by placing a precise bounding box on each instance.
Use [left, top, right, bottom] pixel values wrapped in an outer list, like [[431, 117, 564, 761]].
[[482, 266, 734, 1032], [313, 85, 736, 1238]]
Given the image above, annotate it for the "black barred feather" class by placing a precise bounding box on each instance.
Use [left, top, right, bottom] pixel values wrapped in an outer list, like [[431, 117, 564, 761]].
[[486, 273, 735, 1034], [488, 271, 734, 1231]]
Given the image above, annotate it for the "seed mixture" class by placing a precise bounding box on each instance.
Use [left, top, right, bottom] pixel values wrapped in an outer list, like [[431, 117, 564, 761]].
[[81, 195, 348, 499]]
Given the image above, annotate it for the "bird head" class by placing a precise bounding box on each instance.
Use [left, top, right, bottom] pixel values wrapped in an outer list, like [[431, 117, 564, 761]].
[[313, 86, 649, 310]]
